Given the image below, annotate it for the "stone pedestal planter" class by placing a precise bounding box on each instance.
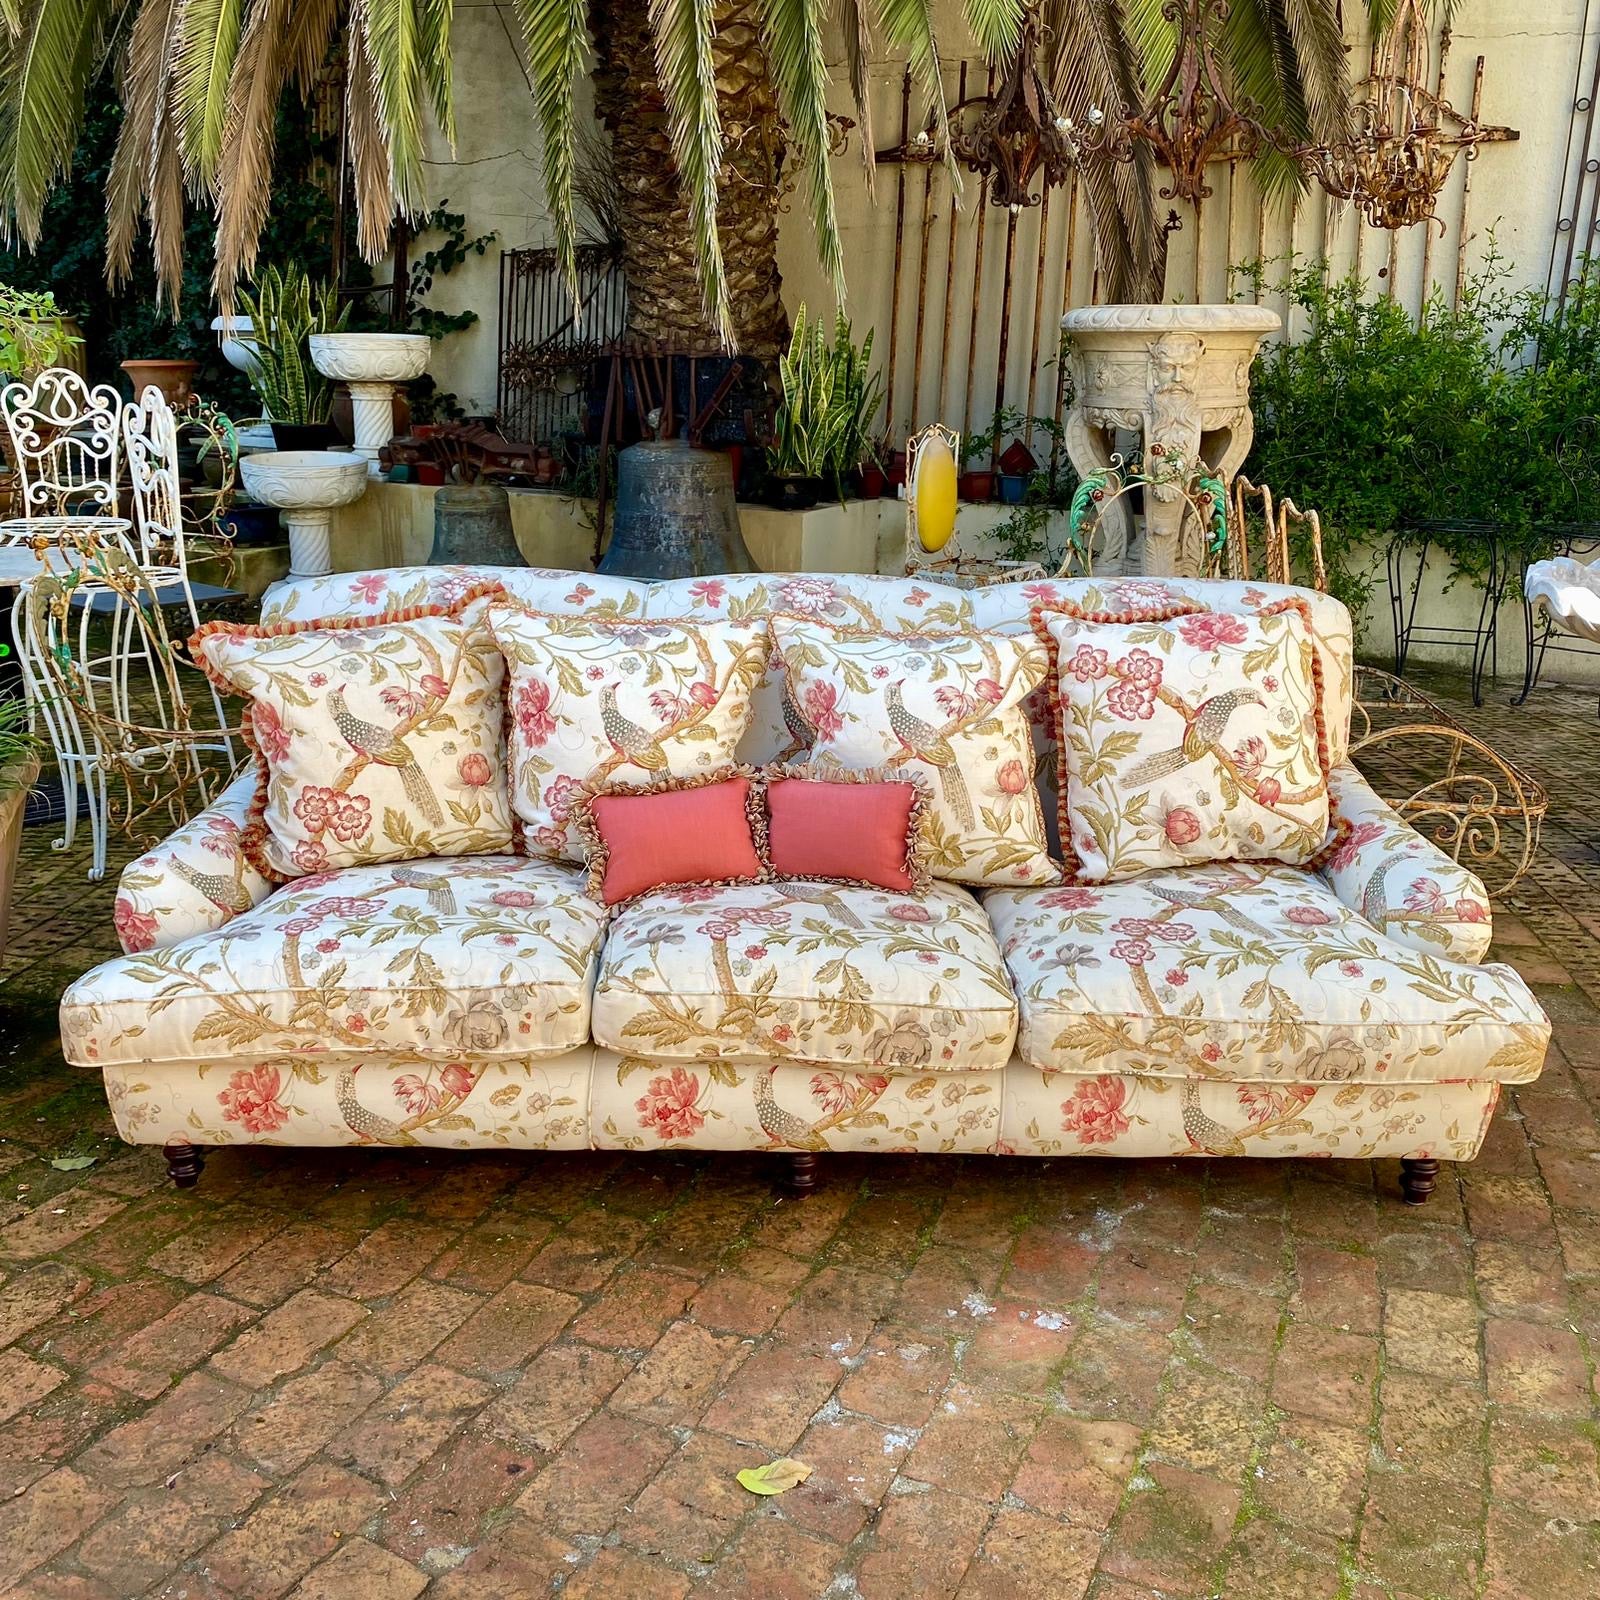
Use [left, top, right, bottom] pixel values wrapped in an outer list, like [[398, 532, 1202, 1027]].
[[239, 451, 370, 577], [1061, 304, 1280, 577], [309, 333, 432, 473]]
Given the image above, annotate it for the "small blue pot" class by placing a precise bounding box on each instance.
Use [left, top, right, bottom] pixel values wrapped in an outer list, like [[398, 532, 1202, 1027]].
[[998, 474, 1026, 504]]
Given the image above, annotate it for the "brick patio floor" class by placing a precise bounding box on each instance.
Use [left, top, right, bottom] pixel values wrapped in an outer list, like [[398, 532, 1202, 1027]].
[[0, 666, 1597, 1599]]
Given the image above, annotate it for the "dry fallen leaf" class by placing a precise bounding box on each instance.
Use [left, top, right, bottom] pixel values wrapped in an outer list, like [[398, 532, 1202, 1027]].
[[736, 1458, 812, 1496]]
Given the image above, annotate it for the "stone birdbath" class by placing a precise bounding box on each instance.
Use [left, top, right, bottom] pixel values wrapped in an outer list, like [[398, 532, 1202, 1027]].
[[309, 332, 432, 474], [238, 450, 369, 578], [1061, 305, 1280, 577]]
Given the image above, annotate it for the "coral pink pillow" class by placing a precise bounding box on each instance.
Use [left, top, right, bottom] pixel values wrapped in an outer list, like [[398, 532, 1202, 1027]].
[[763, 766, 931, 893], [575, 771, 766, 907]]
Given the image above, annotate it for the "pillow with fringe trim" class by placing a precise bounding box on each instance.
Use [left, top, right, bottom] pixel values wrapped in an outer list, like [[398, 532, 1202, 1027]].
[[760, 764, 932, 895]]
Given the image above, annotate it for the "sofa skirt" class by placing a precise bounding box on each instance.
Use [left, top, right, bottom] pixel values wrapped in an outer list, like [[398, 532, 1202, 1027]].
[[101, 1049, 1501, 1163]]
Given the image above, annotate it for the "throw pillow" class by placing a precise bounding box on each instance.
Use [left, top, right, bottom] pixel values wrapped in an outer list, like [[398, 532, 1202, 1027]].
[[1032, 597, 1329, 880], [487, 604, 766, 862], [573, 769, 767, 906], [191, 583, 513, 879], [762, 765, 931, 893], [770, 618, 1059, 886]]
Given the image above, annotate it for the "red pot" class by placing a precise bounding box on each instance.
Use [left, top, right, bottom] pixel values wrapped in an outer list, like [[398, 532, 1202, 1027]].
[[959, 470, 995, 502], [416, 464, 445, 487], [861, 466, 887, 498]]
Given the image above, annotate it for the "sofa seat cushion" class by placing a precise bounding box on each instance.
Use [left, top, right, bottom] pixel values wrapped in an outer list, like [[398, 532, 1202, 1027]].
[[984, 861, 1549, 1086], [60, 857, 604, 1069], [591, 880, 1019, 1071]]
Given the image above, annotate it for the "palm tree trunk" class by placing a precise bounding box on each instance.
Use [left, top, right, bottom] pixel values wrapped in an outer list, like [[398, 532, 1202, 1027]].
[[590, 0, 788, 359]]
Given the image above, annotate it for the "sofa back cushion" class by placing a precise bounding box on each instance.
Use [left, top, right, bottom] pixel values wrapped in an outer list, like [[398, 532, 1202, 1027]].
[[262, 570, 1355, 820]]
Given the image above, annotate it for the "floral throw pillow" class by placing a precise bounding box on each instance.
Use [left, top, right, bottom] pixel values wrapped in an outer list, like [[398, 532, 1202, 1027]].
[[192, 584, 513, 879], [487, 604, 766, 862], [1033, 598, 1329, 881], [770, 618, 1059, 887]]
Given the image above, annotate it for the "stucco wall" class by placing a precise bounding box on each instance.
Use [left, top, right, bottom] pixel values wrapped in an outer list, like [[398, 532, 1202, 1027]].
[[405, 1, 1591, 425]]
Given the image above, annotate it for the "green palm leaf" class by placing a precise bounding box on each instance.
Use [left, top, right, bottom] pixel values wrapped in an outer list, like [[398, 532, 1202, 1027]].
[[0, 0, 124, 245], [834, 0, 875, 194], [761, 0, 841, 298], [876, 0, 954, 178], [510, 0, 588, 307], [174, 0, 241, 193], [961, 0, 1022, 66], [358, 0, 433, 217], [648, 0, 731, 345]]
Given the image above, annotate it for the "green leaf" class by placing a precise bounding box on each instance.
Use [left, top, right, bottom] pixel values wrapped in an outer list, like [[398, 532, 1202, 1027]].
[[736, 1457, 812, 1495], [48, 1154, 96, 1170]]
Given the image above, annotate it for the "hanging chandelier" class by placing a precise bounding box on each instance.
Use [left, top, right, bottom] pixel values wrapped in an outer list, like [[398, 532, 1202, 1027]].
[[951, 7, 1075, 210], [1296, 1, 1518, 230]]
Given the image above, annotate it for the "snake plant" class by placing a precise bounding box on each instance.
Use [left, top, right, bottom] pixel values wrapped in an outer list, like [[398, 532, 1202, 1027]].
[[772, 305, 883, 495], [235, 267, 349, 428]]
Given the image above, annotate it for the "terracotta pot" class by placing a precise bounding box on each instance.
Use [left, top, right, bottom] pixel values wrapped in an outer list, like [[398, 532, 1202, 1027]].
[[120, 359, 198, 405], [959, 470, 995, 502], [0, 754, 40, 966], [860, 466, 887, 498]]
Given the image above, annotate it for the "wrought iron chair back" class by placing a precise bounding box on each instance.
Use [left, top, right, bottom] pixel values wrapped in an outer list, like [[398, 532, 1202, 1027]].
[[0, 369, 124, 526], [1226, 475, 1329, 592]]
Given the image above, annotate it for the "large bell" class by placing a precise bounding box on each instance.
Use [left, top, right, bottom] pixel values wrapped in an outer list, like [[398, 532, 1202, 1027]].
[[599, 439, 756, 579]]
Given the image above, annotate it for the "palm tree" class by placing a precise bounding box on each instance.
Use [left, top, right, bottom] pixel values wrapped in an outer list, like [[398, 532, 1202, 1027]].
[[0, 1, 1376, 346]]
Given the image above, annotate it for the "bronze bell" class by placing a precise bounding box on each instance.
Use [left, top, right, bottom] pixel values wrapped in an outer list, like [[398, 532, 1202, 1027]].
[[599, 439, 756, 579]]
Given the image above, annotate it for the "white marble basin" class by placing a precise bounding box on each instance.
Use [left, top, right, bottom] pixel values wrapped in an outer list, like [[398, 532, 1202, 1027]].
[[210, 313, 259, 376], [240, 450, 371, 511], [309, 332, 432, 383]]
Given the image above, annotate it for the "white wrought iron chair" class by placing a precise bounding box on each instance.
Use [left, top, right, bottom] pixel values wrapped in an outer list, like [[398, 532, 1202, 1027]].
[[0, 368, 133, 545]]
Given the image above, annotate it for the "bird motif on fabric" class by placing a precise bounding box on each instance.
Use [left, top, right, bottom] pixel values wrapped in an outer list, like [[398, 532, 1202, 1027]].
[[1123, 689, 1265, 787], [1357, 864, 1390, 930], [326, 688, 443, 825], [1181, 1081, 1246, 1157], [390, 865, 458, 916], [779, 682, 813, 759], [770, 881, 864, 928], [170, 854, 255, 914], [336, 1069, 416, 1145], [1146, 881, 1276, 943], [754, 1063, 830, 1151], [885, 680, 974, 828], [599, 683, 668, 772]]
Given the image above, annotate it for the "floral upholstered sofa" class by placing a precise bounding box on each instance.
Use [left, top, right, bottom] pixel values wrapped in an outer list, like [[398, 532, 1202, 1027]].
[[58, 567, 1550, 1204]]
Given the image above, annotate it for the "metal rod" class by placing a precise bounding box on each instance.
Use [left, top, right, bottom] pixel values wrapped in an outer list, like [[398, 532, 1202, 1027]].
[[1225, 156, 1239, 293], [1557, 2, 1600, 305], [1354, 29, 1379, 284], [1455, 56, 1487, 310], [884, 68, 913, 437], [992, 204, 1020, 472], [1051, 170, 1078, 481], [1192, 194, 1204, 305], [936, 61, 968, 423], [962, 66, 996, 441], [1418, 26, 1453, 311], [910, 115, 936, 433], [594, 354, 619, 566], [1024, 185, 1052, 447]]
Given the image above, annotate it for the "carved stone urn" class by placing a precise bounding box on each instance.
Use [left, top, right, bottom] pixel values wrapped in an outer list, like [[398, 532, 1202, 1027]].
[[1061, 305, 1280, 576]]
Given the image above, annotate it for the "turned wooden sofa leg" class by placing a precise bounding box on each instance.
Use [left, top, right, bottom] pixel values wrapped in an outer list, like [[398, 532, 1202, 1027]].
[[788, 1151, 819, 1195], [1400, 1157, 1440, 1206], [163, 1141, 206, 1190]]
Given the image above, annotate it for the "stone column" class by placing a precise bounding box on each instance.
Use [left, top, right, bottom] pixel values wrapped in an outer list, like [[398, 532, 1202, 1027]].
[[1061, 305, 1280, 577]]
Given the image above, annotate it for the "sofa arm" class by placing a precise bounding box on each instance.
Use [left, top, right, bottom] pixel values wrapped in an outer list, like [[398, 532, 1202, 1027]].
[[112, 772, 276, 952], [1316, 764, 1492, 963]]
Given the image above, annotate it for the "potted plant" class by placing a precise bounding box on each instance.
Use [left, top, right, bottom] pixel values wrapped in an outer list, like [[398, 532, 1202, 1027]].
[[770, 305, 883, 507], [959, 412, 1002, 502], [0, 689, 41, 966], [236, 267, 351, 449]]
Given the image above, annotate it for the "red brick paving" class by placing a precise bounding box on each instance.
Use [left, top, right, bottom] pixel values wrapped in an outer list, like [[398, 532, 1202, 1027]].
[[0, 672, 1596, 1595]]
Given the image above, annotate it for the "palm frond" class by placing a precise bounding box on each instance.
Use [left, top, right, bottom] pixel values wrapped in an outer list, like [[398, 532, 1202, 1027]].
[[1046, 0, 1167, 302], [357, 0, 432, 217], [760, 0, 842, 297], [345, 10, 396, 262], [647, 0, 731, 345], [105, 0, 185, 303], [173, 0, 241, 194], [960, 0, 1022, 66], [211, 0, 296, 305], [834, 0, 874, 196], [876, 0, 954, 184], [0, 0, 123, 245], [510, 0, 588, 309], [280, 0, 342, 90], [1277, 0, 1352, 144], [417, 0, 454, 143]]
